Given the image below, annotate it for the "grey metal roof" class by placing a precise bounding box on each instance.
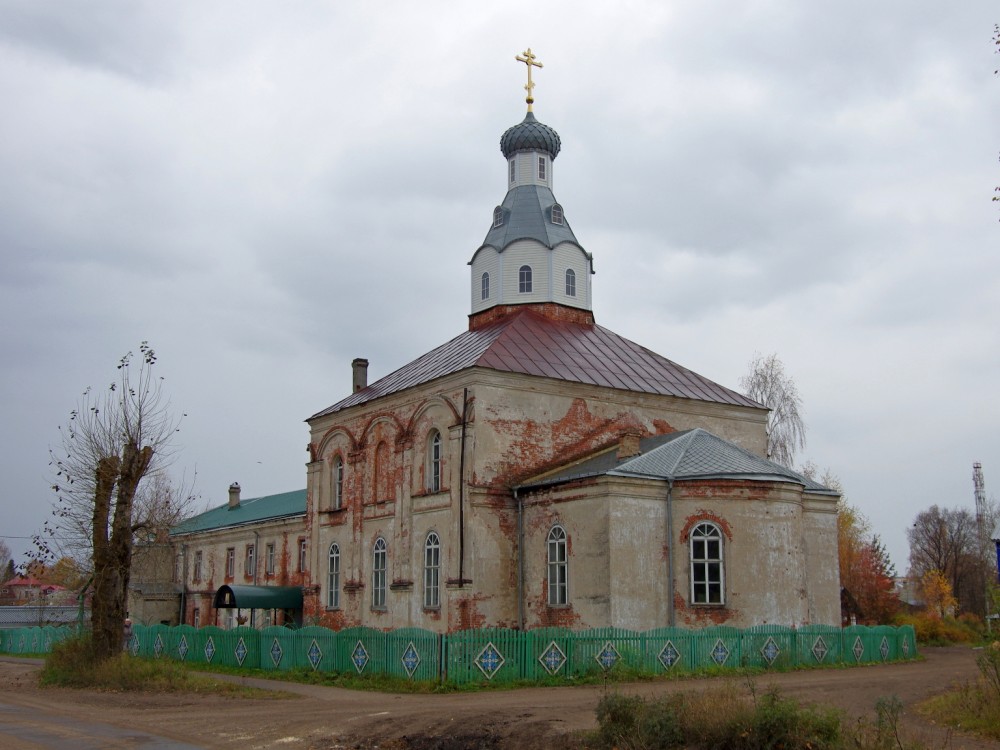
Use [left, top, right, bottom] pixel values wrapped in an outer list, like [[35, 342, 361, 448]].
[[170, 489, 306, 536], [310, 309, 761, 418], [519, 428, 838, 494], [500, 112, 561, 159], [478, 185, 583, 255]]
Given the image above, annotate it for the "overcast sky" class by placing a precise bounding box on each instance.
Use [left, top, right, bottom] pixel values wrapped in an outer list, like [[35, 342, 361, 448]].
[[0, 1, 996, 573]]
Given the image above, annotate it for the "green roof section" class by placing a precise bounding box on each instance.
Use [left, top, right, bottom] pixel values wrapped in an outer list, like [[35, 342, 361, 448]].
[[213, 584, 303, 610], [170, 489, 306, 536]]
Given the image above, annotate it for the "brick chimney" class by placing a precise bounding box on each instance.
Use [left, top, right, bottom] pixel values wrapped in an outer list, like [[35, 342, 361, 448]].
[[617, 432, 643, 460], [352, 358, 369, 392], [228, 482, 241, 509]]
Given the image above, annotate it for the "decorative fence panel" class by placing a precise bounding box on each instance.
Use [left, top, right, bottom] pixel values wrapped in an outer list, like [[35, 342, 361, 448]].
[[0, 622, 918, 685]]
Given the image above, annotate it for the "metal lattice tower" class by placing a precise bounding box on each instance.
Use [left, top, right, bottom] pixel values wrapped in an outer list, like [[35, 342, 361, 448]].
[[975, 462, 987, 537]]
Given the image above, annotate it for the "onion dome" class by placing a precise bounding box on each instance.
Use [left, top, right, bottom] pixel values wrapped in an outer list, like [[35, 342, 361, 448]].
[[500, 112, 561, 160]]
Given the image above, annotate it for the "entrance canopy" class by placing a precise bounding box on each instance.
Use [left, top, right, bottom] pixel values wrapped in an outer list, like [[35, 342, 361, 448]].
[[213, 585, 303, 610]]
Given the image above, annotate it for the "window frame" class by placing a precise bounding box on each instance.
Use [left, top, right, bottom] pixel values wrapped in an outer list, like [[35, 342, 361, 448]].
[[538, 156, 546, 181], [519, 265, 533, 294], [192, 607, 200, 627], [551, 203, 563, 225], [547, 525, 568, 606], [245, 544, 255, 578], [690, 522, 725, 605], [193, 550, 203, 582], [328, 542, 341, 609], [565, 268, 576, 297], [332, 454, 344, 510], [481, 271, 490, 301], [509, 158, 516, 184], [372, 537, 387, 609], [493, 206, 504, 228], [428, 430, 442, 493], [424, 532, 441, 609], [265, 543, 275, 576], [298, 538, 308, 573], [225, 547, 235, 579]]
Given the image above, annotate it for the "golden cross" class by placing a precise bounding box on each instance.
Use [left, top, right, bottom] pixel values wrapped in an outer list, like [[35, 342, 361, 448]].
[[515, 48, 543, 111]]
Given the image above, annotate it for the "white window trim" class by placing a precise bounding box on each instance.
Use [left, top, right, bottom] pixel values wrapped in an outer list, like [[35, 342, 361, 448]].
[[265, 543, 275, 576], [332, 455, 344, 510], [565, 268, 576, 297], [424, 532, 440, 609], [481, 271, 490, 301], [493, 206, 504, 228], [372, 537, 387, 609], [547, 525, 568, 606], [690, 522, 725, 605], [519, 265, 533, 294], [428, 430, 442, 493], [328, 543, 341, 609], [538, 156, 546, 181]]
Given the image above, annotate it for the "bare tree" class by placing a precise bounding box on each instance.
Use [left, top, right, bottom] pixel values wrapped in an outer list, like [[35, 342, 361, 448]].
[[739, 352, 806, 468], [45, 343, 183, 661], [0, 539, 12, 583]]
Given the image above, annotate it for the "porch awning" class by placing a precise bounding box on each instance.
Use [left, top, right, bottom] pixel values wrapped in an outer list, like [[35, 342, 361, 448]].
[[213, 585, 303, 610]]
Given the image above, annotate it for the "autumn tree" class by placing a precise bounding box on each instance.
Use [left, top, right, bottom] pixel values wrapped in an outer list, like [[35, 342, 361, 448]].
[[739, 352, 806, 468], [908, 504, 997, 617], [46, 343, 182, 661], [920, 569, 958, 618]]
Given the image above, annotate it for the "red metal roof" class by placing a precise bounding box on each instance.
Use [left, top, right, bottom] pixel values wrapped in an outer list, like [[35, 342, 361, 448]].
[[310, 309, 761, 419]]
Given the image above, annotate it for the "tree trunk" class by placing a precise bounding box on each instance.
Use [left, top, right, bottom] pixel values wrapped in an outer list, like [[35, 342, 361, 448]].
[[91, 456, 120, 661]]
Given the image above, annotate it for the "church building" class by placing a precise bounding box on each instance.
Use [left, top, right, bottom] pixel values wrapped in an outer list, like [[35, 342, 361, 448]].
[[301, 51, 840, 632], [170, 51, 840, 632]]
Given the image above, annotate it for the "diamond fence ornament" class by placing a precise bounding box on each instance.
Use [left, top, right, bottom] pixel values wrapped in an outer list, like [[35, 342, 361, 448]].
[[901, 636, 910, 658], [129, 635, 140, 656], [153, 634, 164, 658], [270, 638, 283, 667], [307, 639, 323, 671], [31, 633, 38, 652], [761, 637, 780, 666], [401, 642, 421, 678], [710, 639, 731, 666], [658, 641, 681, 670], [852, 636, 864, 662], [475, 642, 505, 680], [204, 636, 216, 663], [812, 636, 828, 663], [352, 641, 370, 673], [595, 642, 621, 671], [879, 636, 890, 662], [177, 635, 189, 661], [18, 634, 25, 651], [538, 641, 566, 675], [235, 637, 248, 666]]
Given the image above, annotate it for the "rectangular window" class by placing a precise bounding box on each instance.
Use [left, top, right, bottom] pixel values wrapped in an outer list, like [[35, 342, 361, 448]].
[[509, 158, 515, 183], [537, 156, 546, 181], [245, 545, 255, 577], [192, 607, 200, 627], [225, 548, 235, 579], [299, 538, 307, 572], [193, 551, 202, 582], [265, 543, 275, 576]]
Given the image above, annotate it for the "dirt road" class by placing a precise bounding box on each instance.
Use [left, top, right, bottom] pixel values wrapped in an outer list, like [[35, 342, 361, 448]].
[[0, 647, 994, 749]]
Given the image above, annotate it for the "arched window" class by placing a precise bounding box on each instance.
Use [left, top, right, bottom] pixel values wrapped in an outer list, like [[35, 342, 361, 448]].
[[551, 203, 564, 225], [493, 206, 504, 228], [327, 543, 340, 608], [374, 440, 391, 502], [427, 430, 442, 493], [565, 268, 576, 297], [547, 526, 568, 606], [372, 537, 387, 609], [481, 272, 490, 301], [690, 522, 724, 605], [424, 532, 441, 608], [519, 265, 533, 294], [332, 455, 344, 510]]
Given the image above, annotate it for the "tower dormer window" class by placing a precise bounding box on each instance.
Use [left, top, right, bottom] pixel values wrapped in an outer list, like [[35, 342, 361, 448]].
[[493, 206, 504, 228], [481, 272, 490, 300], [537, 156, 546, 181], [509, 159, 515, 184], [519, 265, 533, 293], [565, 268, 576, 297], [551, 203, 563, 225]]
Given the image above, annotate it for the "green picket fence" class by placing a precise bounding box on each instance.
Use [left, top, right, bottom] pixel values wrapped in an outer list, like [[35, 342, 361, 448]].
[[1, 622, 917, 685]]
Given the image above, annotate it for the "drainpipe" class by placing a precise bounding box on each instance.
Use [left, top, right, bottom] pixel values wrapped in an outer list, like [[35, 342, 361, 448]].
[[515, 487, 524, 630], [666, 478, 675, 627], [251, 531, 259, 628], [179, 544, 188, 626], [458, 388, 469, 585]]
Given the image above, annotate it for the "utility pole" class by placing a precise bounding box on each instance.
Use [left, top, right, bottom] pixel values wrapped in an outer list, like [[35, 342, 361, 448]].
[[974, 462, 993, 628]]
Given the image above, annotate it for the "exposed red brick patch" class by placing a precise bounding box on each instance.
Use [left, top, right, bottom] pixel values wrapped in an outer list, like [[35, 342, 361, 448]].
[[469, 303, 595, 331], [679, 510, 733, 543]]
